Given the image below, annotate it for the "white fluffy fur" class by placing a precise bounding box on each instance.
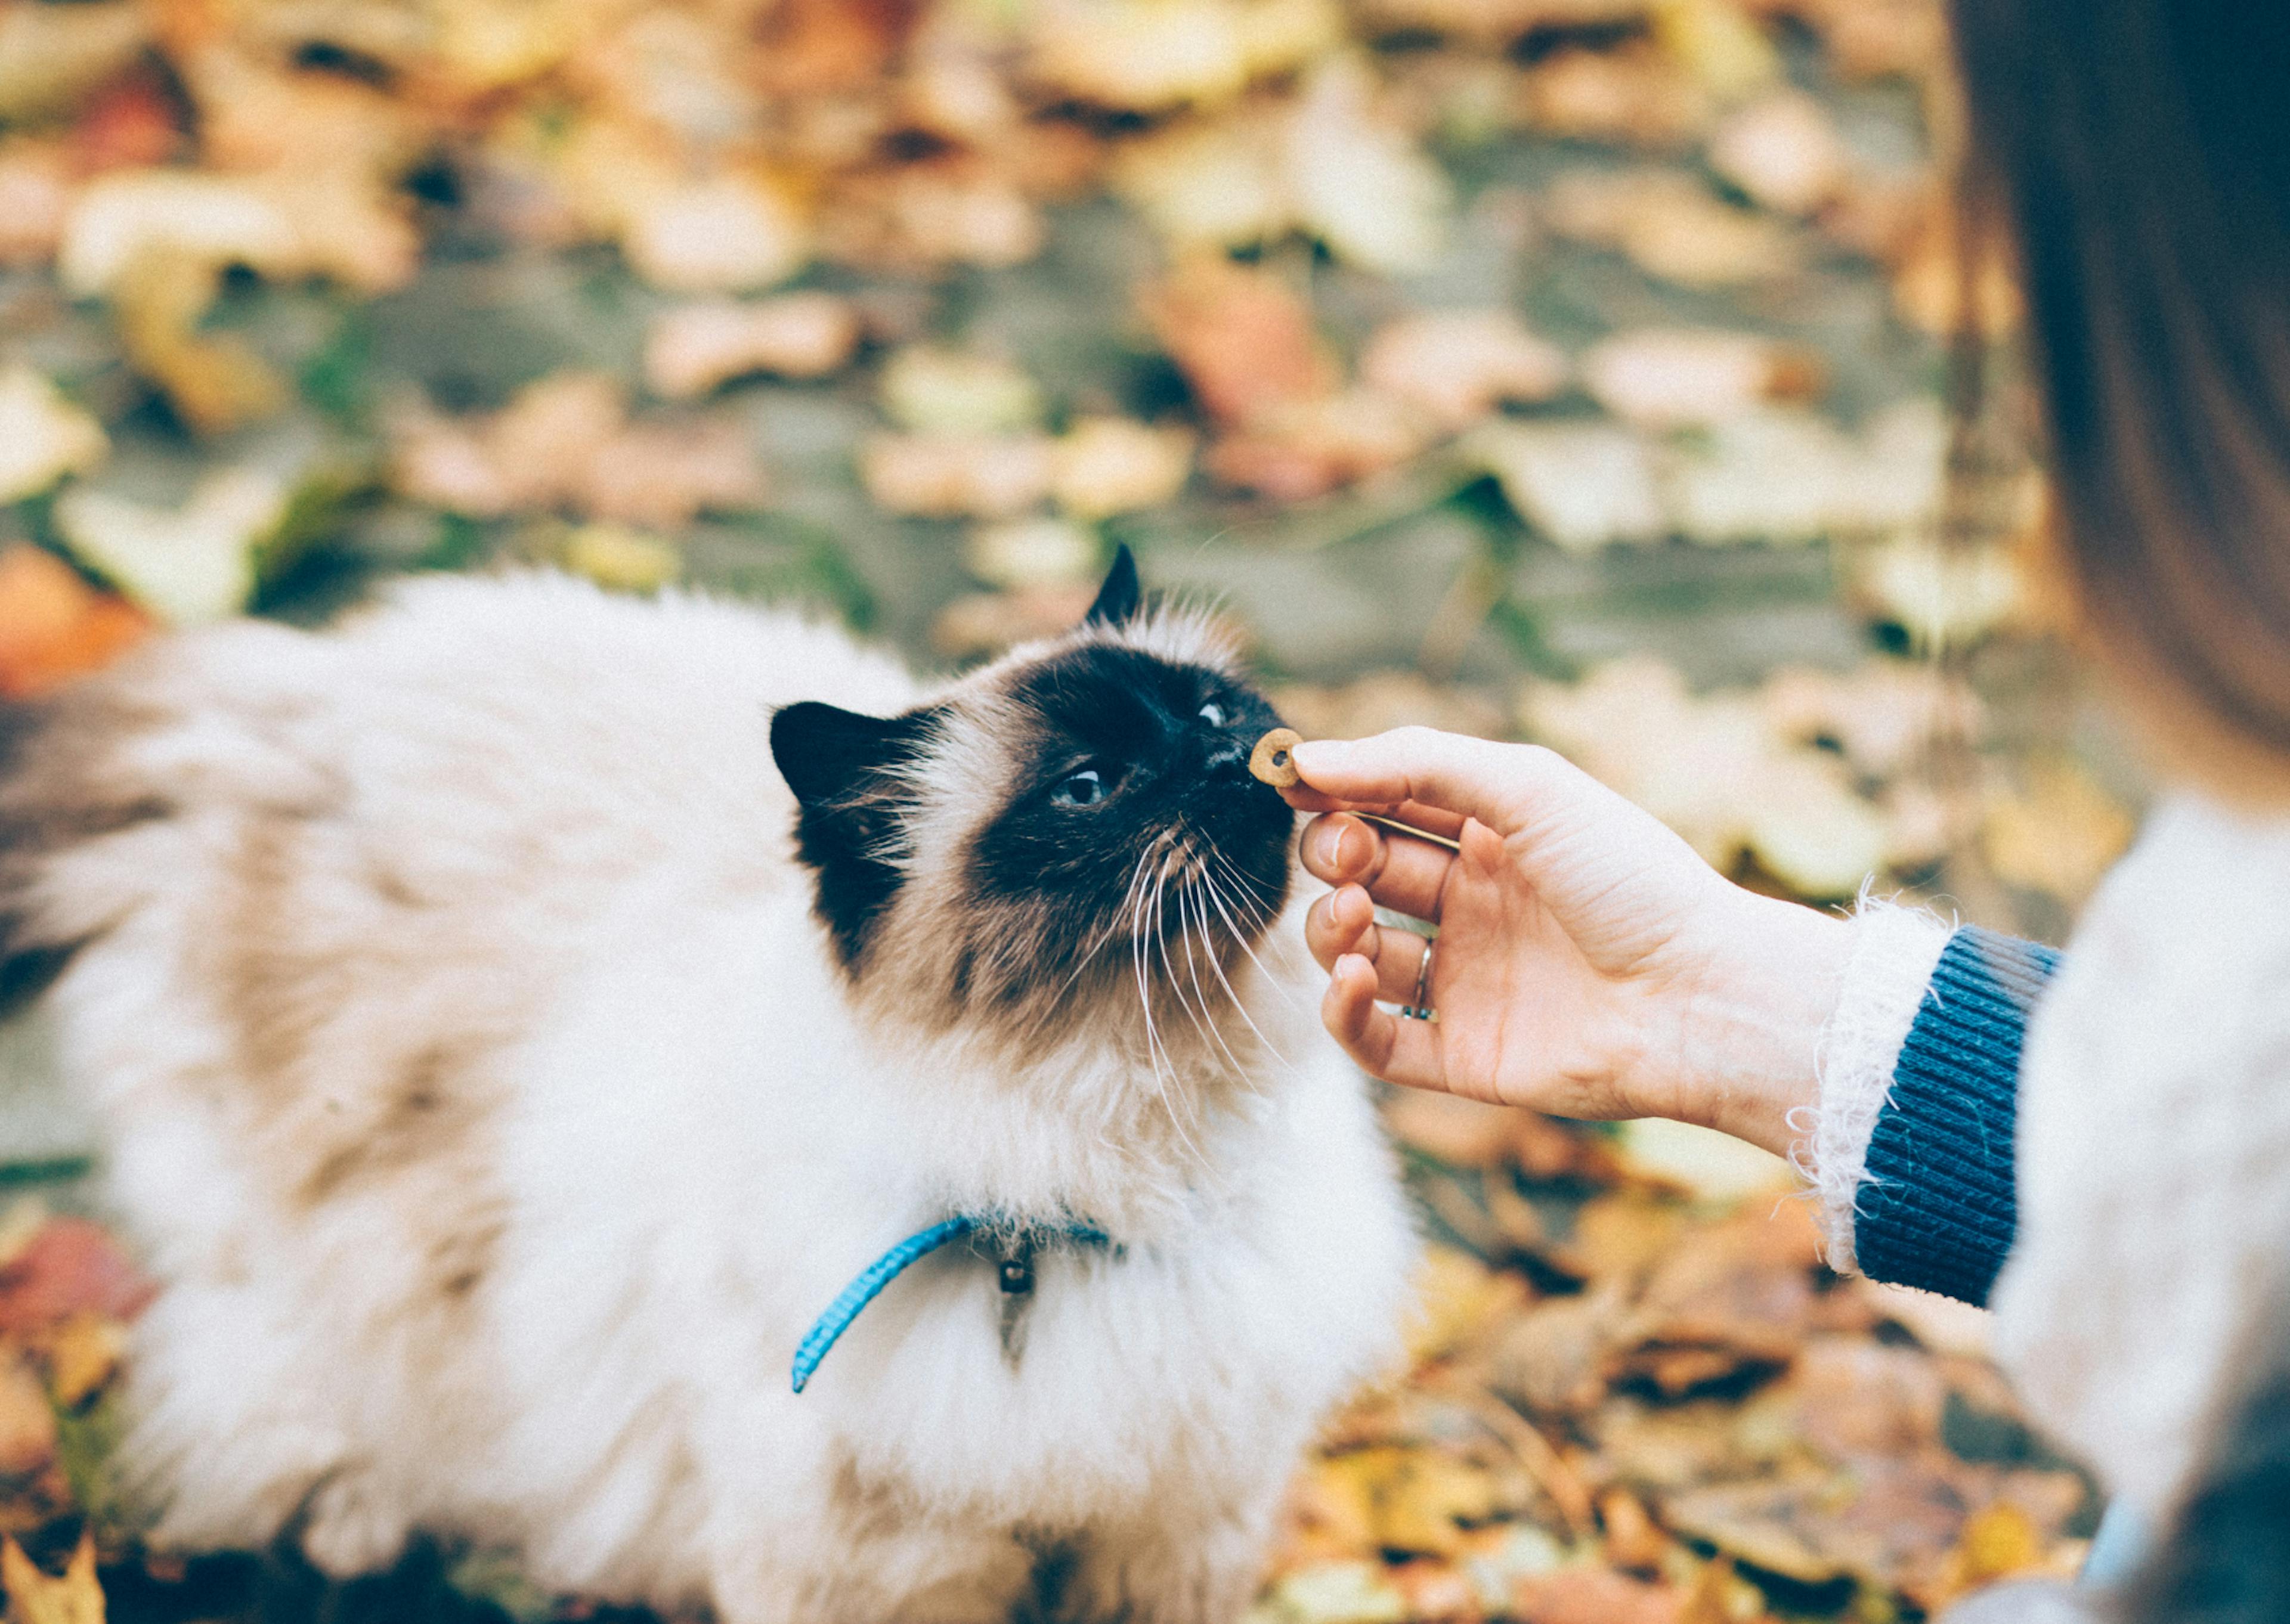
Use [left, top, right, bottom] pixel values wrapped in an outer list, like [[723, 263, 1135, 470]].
[[24, 572, 1417, 1623]]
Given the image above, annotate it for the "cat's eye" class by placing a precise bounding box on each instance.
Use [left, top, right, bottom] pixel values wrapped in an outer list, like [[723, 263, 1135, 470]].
[[1051, 768, 1106, 808], [1197, 702, 1225, 726]]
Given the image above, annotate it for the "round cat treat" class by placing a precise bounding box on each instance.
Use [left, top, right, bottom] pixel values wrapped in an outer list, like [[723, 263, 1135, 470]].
[[1249, 728, 1302, 789]]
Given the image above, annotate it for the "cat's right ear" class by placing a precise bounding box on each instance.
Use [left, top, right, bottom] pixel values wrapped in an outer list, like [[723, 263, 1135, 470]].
[[1084, 544, 1141, 627], [770, 702, 928, 810], [769, 702, 937, 969]]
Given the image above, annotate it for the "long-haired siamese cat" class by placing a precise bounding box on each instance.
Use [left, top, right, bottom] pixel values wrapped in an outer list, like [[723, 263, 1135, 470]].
[[0, 550, 1415, 1623]]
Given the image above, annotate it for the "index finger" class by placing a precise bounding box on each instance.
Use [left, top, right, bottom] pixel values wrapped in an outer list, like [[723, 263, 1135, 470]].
[[1280, 729, 1549, 834]]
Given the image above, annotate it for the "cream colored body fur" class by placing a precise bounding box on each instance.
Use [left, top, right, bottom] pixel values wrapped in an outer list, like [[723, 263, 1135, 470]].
[[14, 574, 1416, 1623]]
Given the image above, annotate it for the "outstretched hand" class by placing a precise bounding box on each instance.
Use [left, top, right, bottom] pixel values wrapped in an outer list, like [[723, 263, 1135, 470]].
[[1282, 728, 1856, 1158]]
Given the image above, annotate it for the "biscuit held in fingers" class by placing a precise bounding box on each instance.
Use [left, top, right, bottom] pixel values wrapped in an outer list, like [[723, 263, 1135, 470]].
[[1249, 728, 1302, 788]]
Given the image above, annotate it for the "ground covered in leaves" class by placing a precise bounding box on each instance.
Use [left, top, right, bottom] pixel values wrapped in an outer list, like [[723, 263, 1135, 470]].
[[0, 0, 2134, 1617]]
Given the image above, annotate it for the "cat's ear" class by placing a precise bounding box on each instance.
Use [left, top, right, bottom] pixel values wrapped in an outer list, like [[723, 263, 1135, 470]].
[[770, 702, 927, 809], [770, 702, 937, 968], [1084, 545, 1141, 627]]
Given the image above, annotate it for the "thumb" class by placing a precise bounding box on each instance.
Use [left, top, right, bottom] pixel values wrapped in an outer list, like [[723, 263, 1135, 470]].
[[1288, 727, 1555, 835]]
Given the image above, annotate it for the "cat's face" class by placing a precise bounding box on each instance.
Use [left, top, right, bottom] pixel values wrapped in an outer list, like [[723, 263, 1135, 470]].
[[770, 550, 1295, 1043]]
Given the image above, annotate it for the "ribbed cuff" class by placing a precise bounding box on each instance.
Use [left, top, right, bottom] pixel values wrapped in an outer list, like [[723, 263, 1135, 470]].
[[1802, 898, 1953, 1273], [1853, 926, 2060, 1306]]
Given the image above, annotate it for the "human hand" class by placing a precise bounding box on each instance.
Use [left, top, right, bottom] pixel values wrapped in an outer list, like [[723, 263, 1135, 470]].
[[1284, 728, 1857, 1158]]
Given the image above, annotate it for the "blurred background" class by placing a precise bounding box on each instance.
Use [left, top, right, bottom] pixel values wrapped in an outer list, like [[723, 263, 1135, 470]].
[[0, 1, 2132, 1619]]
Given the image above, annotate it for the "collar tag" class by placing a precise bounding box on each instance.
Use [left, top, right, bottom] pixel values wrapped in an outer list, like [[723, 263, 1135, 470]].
[[791, 1213, 1109, 1393]]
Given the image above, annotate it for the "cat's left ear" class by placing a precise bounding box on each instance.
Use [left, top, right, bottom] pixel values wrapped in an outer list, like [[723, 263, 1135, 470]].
[[1084, 544, 1141, 627]]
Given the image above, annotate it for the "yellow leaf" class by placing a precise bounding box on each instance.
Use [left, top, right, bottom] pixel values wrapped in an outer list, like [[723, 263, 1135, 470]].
[[46, 1315, 126, 1411], [1650, 0, 1781, 104], [561, 524, 682, 594], [1946, 1502, 2043, 1590], [1403, 1246, 1521, 1367], [1, 1533, 103, 1624], [1982, 760, 2136, 904]]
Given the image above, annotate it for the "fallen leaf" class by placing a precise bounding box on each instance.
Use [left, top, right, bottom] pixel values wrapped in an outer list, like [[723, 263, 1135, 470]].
[[1469, 421, 1666, 551], [861, 433, 1056, 519], [1707, 90, 1849, 215], [0, 1532, 101, 1624], [1051, 419, 1195, 519], [1258, 1557, 1409, 1624], [394, 374, 763, 526], [880, 347, 1044, 434], [1614, 1120, 1793, 1203], [1272, 671, 1509, 742], [577, 420, 766, 529], [1141, 258, 1338, 428], [643, 294, 863, 398], [0, 1219, 151, 1339], [1599, 1487, 1670, 1571], [1517, 47, 1712, 147], [1385, 1558, 1480, 1620], [1285, 57, 1451, 272], [1029, 0, 1342, 113], [0, 545, 150, 700], [0, 1358, 55, 1479], [0, 141, 79, 268], [1360, 311, 1568, 430], [54, 467, 287, 625], [1203, 388, 1431, 500], [61, 167, 406, 296], [1524, 658, 1893, 894], [929, 584, 1098, 659], [1649, 0, 1781, 104], [1760, 658, 1981, 780], [0, 1, 149, 123], [1513, 1563, 1683, 1624], [1579, 328, 1799, 430], [1316, 1444, 1519, 1556], [43, 1315, 125, 1412], [635, 170, 809, 293], [0, 368, 108, 504], [963, 517, 1103, 590], [112, 248, 287, 435], [1382, 1093, 1524, 1169], [1406, 1247, 1529, 1368], [1853, 535, 2026, 649], [1980, 758, 2136, 904], [1936, 1502, 2045, 1598], [559, 523, 682, 594]]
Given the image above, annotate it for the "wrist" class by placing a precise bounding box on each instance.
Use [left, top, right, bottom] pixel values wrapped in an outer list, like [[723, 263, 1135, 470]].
[[1655, 895, 1859, 1159]]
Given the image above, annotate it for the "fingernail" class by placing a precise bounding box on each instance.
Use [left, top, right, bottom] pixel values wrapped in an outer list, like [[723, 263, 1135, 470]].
[[1310, 818, 1347, 869], [1291, 739, 1343, 776], [1332, 819, 1367, 873]]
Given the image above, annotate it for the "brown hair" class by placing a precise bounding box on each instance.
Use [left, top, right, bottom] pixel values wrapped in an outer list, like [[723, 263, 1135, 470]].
[[1951, 2, 2290, 782]]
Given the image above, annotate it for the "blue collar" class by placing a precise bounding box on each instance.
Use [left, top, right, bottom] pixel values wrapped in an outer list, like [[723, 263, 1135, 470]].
[[791, 1213, 1111, 1393]]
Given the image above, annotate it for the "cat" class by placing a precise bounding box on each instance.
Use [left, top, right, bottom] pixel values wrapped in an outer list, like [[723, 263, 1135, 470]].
[[0, 549, 1416, 1624]]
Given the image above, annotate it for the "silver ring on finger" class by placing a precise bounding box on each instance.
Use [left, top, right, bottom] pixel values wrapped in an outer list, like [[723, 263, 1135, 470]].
[[1399, 935, 1436, 1021]]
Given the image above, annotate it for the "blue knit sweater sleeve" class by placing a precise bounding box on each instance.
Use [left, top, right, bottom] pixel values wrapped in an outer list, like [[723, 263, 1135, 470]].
[[1850, 925, 2063, 1307]]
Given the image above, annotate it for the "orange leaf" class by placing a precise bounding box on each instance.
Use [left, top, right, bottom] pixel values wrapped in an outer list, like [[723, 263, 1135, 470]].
[[0, 545, 151, 700]]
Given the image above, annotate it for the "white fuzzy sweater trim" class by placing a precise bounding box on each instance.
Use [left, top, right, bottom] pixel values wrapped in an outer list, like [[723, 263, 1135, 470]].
[[1796, 896, 1953, 1274]]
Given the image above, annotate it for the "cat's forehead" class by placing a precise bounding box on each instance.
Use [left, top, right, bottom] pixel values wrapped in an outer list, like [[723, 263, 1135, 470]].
[[979, 608, 1252, 720], [1003, 643, 1232, 728]]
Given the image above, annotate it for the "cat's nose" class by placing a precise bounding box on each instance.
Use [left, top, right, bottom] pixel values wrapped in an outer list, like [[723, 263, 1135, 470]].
[[1203, 737, 1248, 776]]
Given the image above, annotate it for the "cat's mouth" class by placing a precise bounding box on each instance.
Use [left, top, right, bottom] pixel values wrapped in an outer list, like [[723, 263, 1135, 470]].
[[1109, 820, 1288, 1015]]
